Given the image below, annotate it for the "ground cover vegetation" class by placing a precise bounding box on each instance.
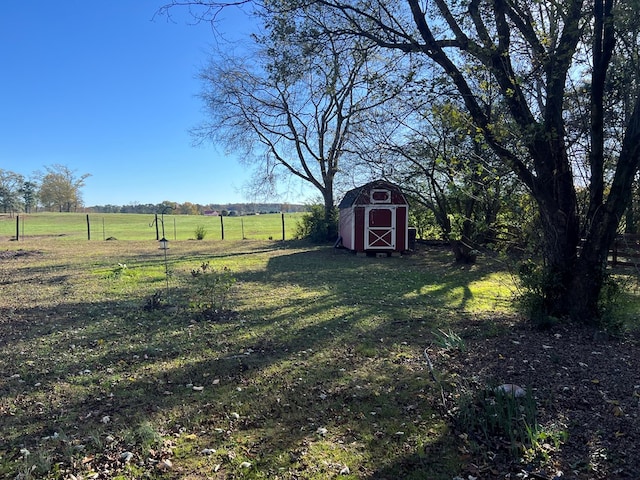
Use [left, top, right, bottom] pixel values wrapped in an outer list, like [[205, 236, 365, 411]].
[[1, 238, 639, 479]]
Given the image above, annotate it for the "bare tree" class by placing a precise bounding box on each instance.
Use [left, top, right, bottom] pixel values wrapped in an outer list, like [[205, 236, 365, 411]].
[[192, 9, 400, 238]]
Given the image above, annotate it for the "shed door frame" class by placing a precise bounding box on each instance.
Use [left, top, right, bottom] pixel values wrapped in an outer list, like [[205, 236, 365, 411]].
[[365, 205, 396, 250]]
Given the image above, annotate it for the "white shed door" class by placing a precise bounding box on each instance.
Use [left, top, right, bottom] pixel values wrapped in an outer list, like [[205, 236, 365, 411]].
[[365, 206, 396, 249]]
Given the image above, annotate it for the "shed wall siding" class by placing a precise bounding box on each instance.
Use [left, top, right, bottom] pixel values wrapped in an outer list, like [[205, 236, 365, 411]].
[[339, 207, 356, 250]]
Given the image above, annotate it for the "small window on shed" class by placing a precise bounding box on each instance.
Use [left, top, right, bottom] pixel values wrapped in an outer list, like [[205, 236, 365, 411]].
[[370, 189, 391, 204]]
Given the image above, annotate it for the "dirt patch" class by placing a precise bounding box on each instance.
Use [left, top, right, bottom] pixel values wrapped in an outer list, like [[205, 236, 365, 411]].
[[439, 317, 640, 479], [0, 249, 42, 259]]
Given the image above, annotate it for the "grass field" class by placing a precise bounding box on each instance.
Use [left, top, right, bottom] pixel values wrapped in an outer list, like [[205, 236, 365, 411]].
[[0, 237, 638, 479], [0, 212, 305, 242]]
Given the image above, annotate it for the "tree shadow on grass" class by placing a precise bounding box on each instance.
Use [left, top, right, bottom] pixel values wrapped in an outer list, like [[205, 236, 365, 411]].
[[0, 242, 506, 478], [0, 295, 457, 477]]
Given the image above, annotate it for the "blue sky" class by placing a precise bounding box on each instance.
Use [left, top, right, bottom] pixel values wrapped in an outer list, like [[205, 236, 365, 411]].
[[0, 1, 310, 206]]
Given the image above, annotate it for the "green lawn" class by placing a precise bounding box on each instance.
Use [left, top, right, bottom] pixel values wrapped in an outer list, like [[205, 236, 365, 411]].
[[0, 212, 304, 242], [0, 237, 637, 479]]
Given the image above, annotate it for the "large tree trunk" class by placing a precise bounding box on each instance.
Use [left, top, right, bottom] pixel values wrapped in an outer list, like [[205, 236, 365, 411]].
[[545, 93, 640, 324], [569, 252, 607, 325], [535, 199, 580, 319], [566, 213, 620, 324], [322, 182, 337, 241], [568, 96, 640, 322]]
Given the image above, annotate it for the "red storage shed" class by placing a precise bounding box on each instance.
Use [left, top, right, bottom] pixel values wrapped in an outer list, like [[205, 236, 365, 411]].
[[337, 180, 409, 254]]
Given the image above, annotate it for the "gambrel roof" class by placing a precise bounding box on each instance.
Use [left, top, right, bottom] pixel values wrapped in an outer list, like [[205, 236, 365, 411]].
[[338, 180, 406, 209]]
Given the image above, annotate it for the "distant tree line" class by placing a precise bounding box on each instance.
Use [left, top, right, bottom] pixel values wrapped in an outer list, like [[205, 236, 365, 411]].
[[87, 202, 306, 216], [0, 164, 306, 216]]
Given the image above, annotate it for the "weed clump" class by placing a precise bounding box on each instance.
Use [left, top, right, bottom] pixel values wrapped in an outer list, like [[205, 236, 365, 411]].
[[433, 328, 466, 352], [194, 225, 207, 240], [143, 291, 165, 311], [189, 262, 236, 316], [454, 385, 567, 462]]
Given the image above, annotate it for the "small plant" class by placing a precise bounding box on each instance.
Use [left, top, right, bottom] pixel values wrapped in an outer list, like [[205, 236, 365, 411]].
[[144, 291, 165, 311], [194, 225, 207, 240], [106, 263, 142, 286], [456, 386, 538, 457], [125, 421, 163, 456], [598, 273, 627, 334], [432, 328, 465, 352], [15, 447, 54, 479], [108, 263, 129, 279], [522, 422, 569, 463], [189, 262, 236, 314], [516, 260, 561, 329]]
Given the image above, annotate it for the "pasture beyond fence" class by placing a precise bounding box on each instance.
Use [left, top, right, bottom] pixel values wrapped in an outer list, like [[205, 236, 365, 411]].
[[611, 234, 640, 268], [0, 212, 305, 242]]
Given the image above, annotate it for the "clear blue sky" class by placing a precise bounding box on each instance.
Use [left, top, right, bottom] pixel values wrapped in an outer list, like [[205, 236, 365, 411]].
[[0, 1, 309, 207]]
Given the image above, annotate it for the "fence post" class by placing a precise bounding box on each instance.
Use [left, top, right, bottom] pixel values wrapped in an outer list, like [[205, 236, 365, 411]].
[[281, 213, 285, 241], [220, 214, 224, 240], [16, 215, 19, 241], [86, 214, 91, 240], [155, 214, 159, 240]]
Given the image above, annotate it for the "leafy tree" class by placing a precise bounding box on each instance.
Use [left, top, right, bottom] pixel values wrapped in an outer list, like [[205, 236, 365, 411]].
[[627, 176, 640, 233], [158, 201, 177, 213], [606, 5, 640, 234], [178, 201, 200, 215], [367, 98, 520, 263], [38, 164, 90, 212], [20, 180, 38, 213], [0, 170, 25, 215]]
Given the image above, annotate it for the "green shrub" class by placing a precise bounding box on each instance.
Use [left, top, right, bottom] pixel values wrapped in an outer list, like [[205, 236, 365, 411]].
[[194, 225, 207, 240], [518, 260, 627, 331], [294, 205, 338, 243], [516, 260, 561, 329], [408, 203, 442, 239], [189, 262, 236, 313], [598, 274, 627, 334]]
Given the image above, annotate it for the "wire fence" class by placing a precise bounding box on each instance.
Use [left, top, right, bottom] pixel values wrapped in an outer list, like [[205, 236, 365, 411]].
[[0, 212, 305, 242]]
